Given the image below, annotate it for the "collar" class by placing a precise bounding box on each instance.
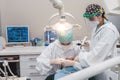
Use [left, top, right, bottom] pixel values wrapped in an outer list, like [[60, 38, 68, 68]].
[[93, 21, 110, 37], [55, 40, 75, 50]]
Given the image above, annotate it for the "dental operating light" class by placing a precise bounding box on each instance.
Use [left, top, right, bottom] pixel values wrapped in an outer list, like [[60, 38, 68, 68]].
[[50, 0, 64, 17], [44, 0, 81, 45], [49, 0, 81, 28]]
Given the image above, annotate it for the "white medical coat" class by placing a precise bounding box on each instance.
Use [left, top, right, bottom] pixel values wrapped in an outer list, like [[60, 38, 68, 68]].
[[76, 22, 119, 80], [36, 40, 80, 76]]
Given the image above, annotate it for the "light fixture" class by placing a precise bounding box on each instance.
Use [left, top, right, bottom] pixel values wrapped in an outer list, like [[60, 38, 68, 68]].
[[44, 0, 81, 46]]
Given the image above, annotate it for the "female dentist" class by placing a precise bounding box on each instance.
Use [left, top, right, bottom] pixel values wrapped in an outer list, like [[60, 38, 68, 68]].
[[79, 4, 120, 80], [55, 4, 120, 80]]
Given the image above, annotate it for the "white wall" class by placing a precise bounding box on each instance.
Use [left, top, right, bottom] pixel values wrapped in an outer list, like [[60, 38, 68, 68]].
[[0, 0, 101, 40], [0, 0, 2, 36]]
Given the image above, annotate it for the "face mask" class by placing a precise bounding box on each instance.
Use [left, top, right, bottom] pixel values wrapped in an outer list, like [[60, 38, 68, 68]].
[[89, 21, 99, 28]]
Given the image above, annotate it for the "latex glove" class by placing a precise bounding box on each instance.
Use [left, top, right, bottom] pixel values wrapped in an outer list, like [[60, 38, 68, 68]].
[[61, 60, 76, 67], [82, 41, 90, 51], [74, 56, 79, 62], [50, 58, 65, 65], [83, 42, 89, 48]]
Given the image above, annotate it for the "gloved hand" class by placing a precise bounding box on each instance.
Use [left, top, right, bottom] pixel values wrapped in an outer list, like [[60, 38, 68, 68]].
[[74, 56, 79, 62], [61, 60, 76, 67], [83, 42, 90, 50], [50, 58, 65, 65]]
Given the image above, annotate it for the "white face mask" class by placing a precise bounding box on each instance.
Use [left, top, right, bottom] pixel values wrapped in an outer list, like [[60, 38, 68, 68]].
[[89, 21, 99, 28]]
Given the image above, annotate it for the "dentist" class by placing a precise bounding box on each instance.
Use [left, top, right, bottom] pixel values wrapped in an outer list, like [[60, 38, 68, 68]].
[[55, 4, 120, 80]]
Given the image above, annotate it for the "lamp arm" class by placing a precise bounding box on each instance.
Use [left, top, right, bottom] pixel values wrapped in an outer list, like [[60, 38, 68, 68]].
[[49, 0, 64, 17], [48, 12, 81, 28]]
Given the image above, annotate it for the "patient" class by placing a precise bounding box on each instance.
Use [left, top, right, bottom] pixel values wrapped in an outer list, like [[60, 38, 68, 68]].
[[54, 47, 96, 80], [54, 56, 80, 80]]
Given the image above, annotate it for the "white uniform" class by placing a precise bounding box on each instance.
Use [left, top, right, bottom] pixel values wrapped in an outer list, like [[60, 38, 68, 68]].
[[36, 40, 80, 76], [75, 22, 119, 80]]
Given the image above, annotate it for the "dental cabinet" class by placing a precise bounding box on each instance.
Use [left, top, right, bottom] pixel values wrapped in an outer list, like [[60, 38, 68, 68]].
[[0, 46, 47, 80]]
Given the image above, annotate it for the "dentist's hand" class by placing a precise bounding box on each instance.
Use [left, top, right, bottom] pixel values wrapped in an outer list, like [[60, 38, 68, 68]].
[[50, 58, 65, 65], [84, 42, 89, 47], [82, 41, 90, 50], [62, 60, 76, 67]]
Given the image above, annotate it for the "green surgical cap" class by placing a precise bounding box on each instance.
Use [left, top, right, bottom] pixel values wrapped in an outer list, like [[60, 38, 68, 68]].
[[58, 29, 73, 43]]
